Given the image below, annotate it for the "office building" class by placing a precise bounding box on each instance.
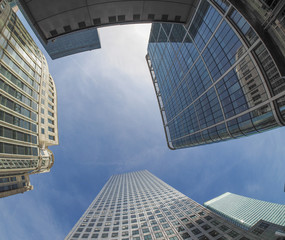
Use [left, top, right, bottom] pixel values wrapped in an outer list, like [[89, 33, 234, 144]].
[[15, 0, 200, 59], [146, 0, 285, 149], [0, 1, 58, 198], [204, 192, 285, 230], [65, 170, 283, 240]]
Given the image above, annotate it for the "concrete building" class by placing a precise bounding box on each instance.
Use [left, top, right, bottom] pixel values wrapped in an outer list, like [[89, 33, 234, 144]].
[[0, 0, 58, 198], [65, 170, 284, 240], [146, 0, 285, 149], [204, 192, 285, 230]]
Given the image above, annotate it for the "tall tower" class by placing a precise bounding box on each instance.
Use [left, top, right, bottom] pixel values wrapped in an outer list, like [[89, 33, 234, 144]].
[[146, 0, 285, 149], [0, 0, 58, 198], [204, 192, 285, 230], [65, 170, 282, 240]]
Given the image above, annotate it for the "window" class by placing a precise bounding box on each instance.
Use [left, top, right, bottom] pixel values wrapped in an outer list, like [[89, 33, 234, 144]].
[[155, 232, 163, 238], [196, 219, 204, 224], [198, 235, 209, 240], [219, 225, 229, 232], [144, 235, 152, 240], [209, 230, 219, 237], [165, 229, 174, 235], [48, 111, 54, 117], [48, 118, 54, 124], [169, 237, 178, 240], [186, 223, 194, 228], [192, 228, 201, 235], [202, 224, 211, 230], [152, 226, 160, 231], [181, 232, 191, 239], [142, 228, 149, 233], [41, 118, 44, 124], [101, 233, 108, 238], [41, 128, 45, 134], [211, 220, 220, 226], [132, 230, 139, 235], [41, 108, 44, 114], [228, 230, 239, 238], [49, 135, 55, 140]]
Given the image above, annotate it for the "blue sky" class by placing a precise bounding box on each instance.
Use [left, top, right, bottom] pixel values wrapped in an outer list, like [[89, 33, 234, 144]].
[[0, 12, 284, 240]]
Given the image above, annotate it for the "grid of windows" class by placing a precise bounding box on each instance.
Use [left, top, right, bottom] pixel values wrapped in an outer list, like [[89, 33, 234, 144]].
[[66, 170, 268, 240], [0, 1, 58, 197], [146, 0, 284, 149]]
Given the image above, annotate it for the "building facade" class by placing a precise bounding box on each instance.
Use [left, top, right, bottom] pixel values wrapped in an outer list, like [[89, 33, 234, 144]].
[[0, 0, 58, 198], [65, 170, 284, 240], [146, 0, 285, 149], [15, 0, 200, 59], [204, 192, 285, 230]]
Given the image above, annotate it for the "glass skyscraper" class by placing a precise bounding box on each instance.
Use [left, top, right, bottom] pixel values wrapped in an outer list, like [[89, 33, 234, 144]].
[[204, 192, 285, 230], [0, 1, 58, 198], [65, 170, 282, 240], [146, 0, 285, 149]]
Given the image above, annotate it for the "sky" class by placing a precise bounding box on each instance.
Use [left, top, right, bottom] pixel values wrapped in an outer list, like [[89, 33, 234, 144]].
[[0, 11, 284, 240]]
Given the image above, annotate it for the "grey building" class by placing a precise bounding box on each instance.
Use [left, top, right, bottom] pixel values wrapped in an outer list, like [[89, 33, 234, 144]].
[[146, 0, 285, 149], [65, 170, 284, 240], [15, 0, 200, 59], [0, 1, 58, 198], [204, 192, 285, 230]]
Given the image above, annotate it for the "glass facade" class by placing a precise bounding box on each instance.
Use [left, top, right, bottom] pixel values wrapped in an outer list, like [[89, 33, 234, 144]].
[[0, 1, 58, 197], [44, 28, 101, 60], [204, 192, 285, 230], [66, 170, 281, 240], [146, 0, 285, 149]]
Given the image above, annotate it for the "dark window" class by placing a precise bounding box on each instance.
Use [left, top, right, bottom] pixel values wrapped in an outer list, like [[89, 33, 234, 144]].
[[50, 30, 58, 37], [93, 18, 101, 25], [192, 228, 201, 235], [109, 16, 116, 23], [148, 14, 155, 20], [202, 224, 211, 230], [78, 21, 86, 28], [209, 230, 219, 237], [118, 15, 125, 22], [181, 232, 191, 239], [175, 15, 181, 22], [196, 219, 204, 224], [133, 14, 140, 20], [161, 14, 168, 21], [198, 236, 209, 240], [63, 25, 71, 32]]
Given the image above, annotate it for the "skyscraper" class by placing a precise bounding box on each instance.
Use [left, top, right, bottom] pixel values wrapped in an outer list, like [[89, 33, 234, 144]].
[[146, 0, 285, 149], [0, 1, 58, 198], [65, 170, 283, 240], [204, 192, 285, 230]]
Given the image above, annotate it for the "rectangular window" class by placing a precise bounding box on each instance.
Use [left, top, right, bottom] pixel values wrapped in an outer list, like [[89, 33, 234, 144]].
[[48, 135, 55, 140]]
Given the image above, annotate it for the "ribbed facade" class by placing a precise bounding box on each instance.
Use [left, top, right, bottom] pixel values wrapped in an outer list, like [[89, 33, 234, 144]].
[[0, 0, 58, 198], [204, 192, 285, 230], [146, 0, 285, 149], [65, 170, 281, 240]]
